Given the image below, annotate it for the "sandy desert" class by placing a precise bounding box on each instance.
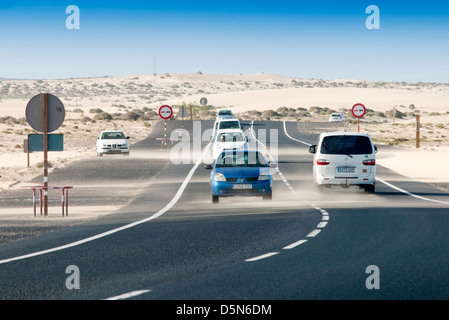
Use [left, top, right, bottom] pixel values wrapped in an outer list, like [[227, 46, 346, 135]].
[[1, 72, 449, 215]]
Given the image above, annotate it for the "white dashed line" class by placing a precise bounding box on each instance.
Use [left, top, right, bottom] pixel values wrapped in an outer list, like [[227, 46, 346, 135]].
[[105, 289, 151, 300], [245, 121, 331, 262], [245, 252, 280, 262]]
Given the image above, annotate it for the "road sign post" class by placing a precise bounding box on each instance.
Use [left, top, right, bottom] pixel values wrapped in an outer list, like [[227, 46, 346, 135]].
[[25, 93, 65, 216], [158, 105, 173, 149], [351, 103, 366, 132]]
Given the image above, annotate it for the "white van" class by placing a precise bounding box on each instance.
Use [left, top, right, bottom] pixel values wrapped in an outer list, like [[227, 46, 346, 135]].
[[309, 132, 377, 193]]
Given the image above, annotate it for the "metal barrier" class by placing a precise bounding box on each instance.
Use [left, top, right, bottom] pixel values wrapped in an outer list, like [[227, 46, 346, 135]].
[[21, 186, 73, 217]]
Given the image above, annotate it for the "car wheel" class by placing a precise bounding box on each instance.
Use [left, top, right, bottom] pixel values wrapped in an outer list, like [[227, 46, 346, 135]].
[[212, 195, 219, 203], [314, 183, 324, 192], [123, 152, 130, 156], [263, 192, 272, 200], [364, 184, 375, 193]]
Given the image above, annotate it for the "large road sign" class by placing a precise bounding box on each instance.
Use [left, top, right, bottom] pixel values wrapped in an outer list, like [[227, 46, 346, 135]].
[[25, 93, 65, 132]]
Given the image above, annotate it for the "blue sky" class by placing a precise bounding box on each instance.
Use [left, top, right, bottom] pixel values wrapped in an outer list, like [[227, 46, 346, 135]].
[[0, 1, 448, 82]]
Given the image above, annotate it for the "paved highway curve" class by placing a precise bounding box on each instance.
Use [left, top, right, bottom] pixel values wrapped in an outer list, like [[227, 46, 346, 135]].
[[1, 120, 449, 301]]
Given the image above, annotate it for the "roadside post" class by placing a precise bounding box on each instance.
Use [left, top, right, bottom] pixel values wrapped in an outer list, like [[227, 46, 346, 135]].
[[351, 103, 366, 132], [158, 105, 173, 149], [416, 114, 420, 148], [25, 93, 66, 216]]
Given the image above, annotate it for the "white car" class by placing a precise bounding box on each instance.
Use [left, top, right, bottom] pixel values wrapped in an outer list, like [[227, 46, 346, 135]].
[[212, 129, 248, 160], [309, 132, 377, 193], [211, 118, 242, 141], [216, 109, 234, 120], [96, 130, 130, 156], [329, 113, 346, 122]]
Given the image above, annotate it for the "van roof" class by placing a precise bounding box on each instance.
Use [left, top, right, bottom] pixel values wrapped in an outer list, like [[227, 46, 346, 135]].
[[319, 131, 372, 138]]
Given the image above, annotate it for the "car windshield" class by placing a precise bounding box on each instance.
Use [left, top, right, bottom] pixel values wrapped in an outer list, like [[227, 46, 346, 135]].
[[219, 121, 239, 130], [216, 151, 267, 167], [219, 110, 232, 115], [216, 132, 245, 142], [101, 132, 125, 139], [320, 136, 373, 155]]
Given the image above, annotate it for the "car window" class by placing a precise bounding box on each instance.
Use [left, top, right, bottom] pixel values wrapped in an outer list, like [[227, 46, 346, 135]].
[[219, 121, 239, 129], [216, 132, 244, 142], [101, 132, 125, 139], [219, 110, 232, 115], [216, 151, 267, 167], [320, 136, 372, 155]]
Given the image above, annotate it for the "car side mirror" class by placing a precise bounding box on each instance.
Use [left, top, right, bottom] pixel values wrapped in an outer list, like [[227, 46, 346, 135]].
[[204, 164, 212, 170], [309, 145, 316, 154], [126, 136, 130, 139], [374, 145, 378, 153]]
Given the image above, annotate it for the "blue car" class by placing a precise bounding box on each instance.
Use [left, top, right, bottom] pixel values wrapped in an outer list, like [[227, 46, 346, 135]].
[[205, 150, 273, 203]]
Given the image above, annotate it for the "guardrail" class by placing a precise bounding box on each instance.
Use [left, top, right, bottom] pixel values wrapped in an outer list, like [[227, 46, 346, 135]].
[[21, 186, 73, 217]]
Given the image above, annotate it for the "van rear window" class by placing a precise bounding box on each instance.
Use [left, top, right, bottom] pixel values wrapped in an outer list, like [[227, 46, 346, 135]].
[[320, 136, 372, 155]]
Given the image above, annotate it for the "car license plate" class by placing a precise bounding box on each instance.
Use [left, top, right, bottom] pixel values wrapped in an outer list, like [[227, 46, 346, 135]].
[[233, 184, 252, 189], [337, 167, 355, 173]]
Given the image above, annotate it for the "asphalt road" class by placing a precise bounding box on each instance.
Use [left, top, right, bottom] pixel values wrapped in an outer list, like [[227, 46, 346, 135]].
[[1, 119, 449, 302]]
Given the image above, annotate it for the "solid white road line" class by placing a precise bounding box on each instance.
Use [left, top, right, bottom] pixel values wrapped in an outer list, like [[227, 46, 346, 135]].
[[0, 144, 211, 265], [105, 289, 151, 300], [282, 121, 312, 146], [376, 178, 449, 205]]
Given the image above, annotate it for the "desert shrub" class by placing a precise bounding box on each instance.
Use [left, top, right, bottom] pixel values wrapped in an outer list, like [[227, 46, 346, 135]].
[[93, 112, 113, 121], [119, 112, 140, 121], [89, 108, 103, 113], [262, 110, 280, 119]]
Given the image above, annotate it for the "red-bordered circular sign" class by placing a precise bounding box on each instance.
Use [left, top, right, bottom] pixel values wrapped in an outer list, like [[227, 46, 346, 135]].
[[158, 105, 173, 120], [351, 103, 366, 118]]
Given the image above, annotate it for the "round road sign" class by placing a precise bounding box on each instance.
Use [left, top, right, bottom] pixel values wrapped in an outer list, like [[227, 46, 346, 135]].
[[25, 93, 65, 132], [158, 105, 173, 120], [200, 97, 208, 106], [351, 103, 366, 118]]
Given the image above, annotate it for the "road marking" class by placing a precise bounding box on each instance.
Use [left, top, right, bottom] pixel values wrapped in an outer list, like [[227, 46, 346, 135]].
[[244, 121, 330, 261], [282, 121, 312, 146], [306, 229, 321, 237], [283, 239, 308, 250], [105, 289, 151, 300], [377, 178, 449, 205], [0, 144, 211, 265], [245, 252, 279, 262]]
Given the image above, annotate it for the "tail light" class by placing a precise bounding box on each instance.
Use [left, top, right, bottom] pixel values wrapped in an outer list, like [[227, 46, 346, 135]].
[[362, 159, 376, 166], [317, 159, 330, 166]]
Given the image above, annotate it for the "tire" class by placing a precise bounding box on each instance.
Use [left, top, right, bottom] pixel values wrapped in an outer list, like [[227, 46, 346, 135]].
[[314, 183, 324, 192], [364, 184, 375, 193], [212, 195, 219, 203], [263, 192, 272, 200]]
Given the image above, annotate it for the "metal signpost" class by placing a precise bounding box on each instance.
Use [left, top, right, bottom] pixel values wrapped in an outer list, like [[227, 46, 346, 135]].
[[25, 93, 65, 216], [351, 103, 366, 132], [158, 105, 173, 149]]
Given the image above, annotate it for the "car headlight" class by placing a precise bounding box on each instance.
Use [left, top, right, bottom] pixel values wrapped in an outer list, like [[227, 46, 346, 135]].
[[258, 172, 270, 181], [213, 173, 227, 182]]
